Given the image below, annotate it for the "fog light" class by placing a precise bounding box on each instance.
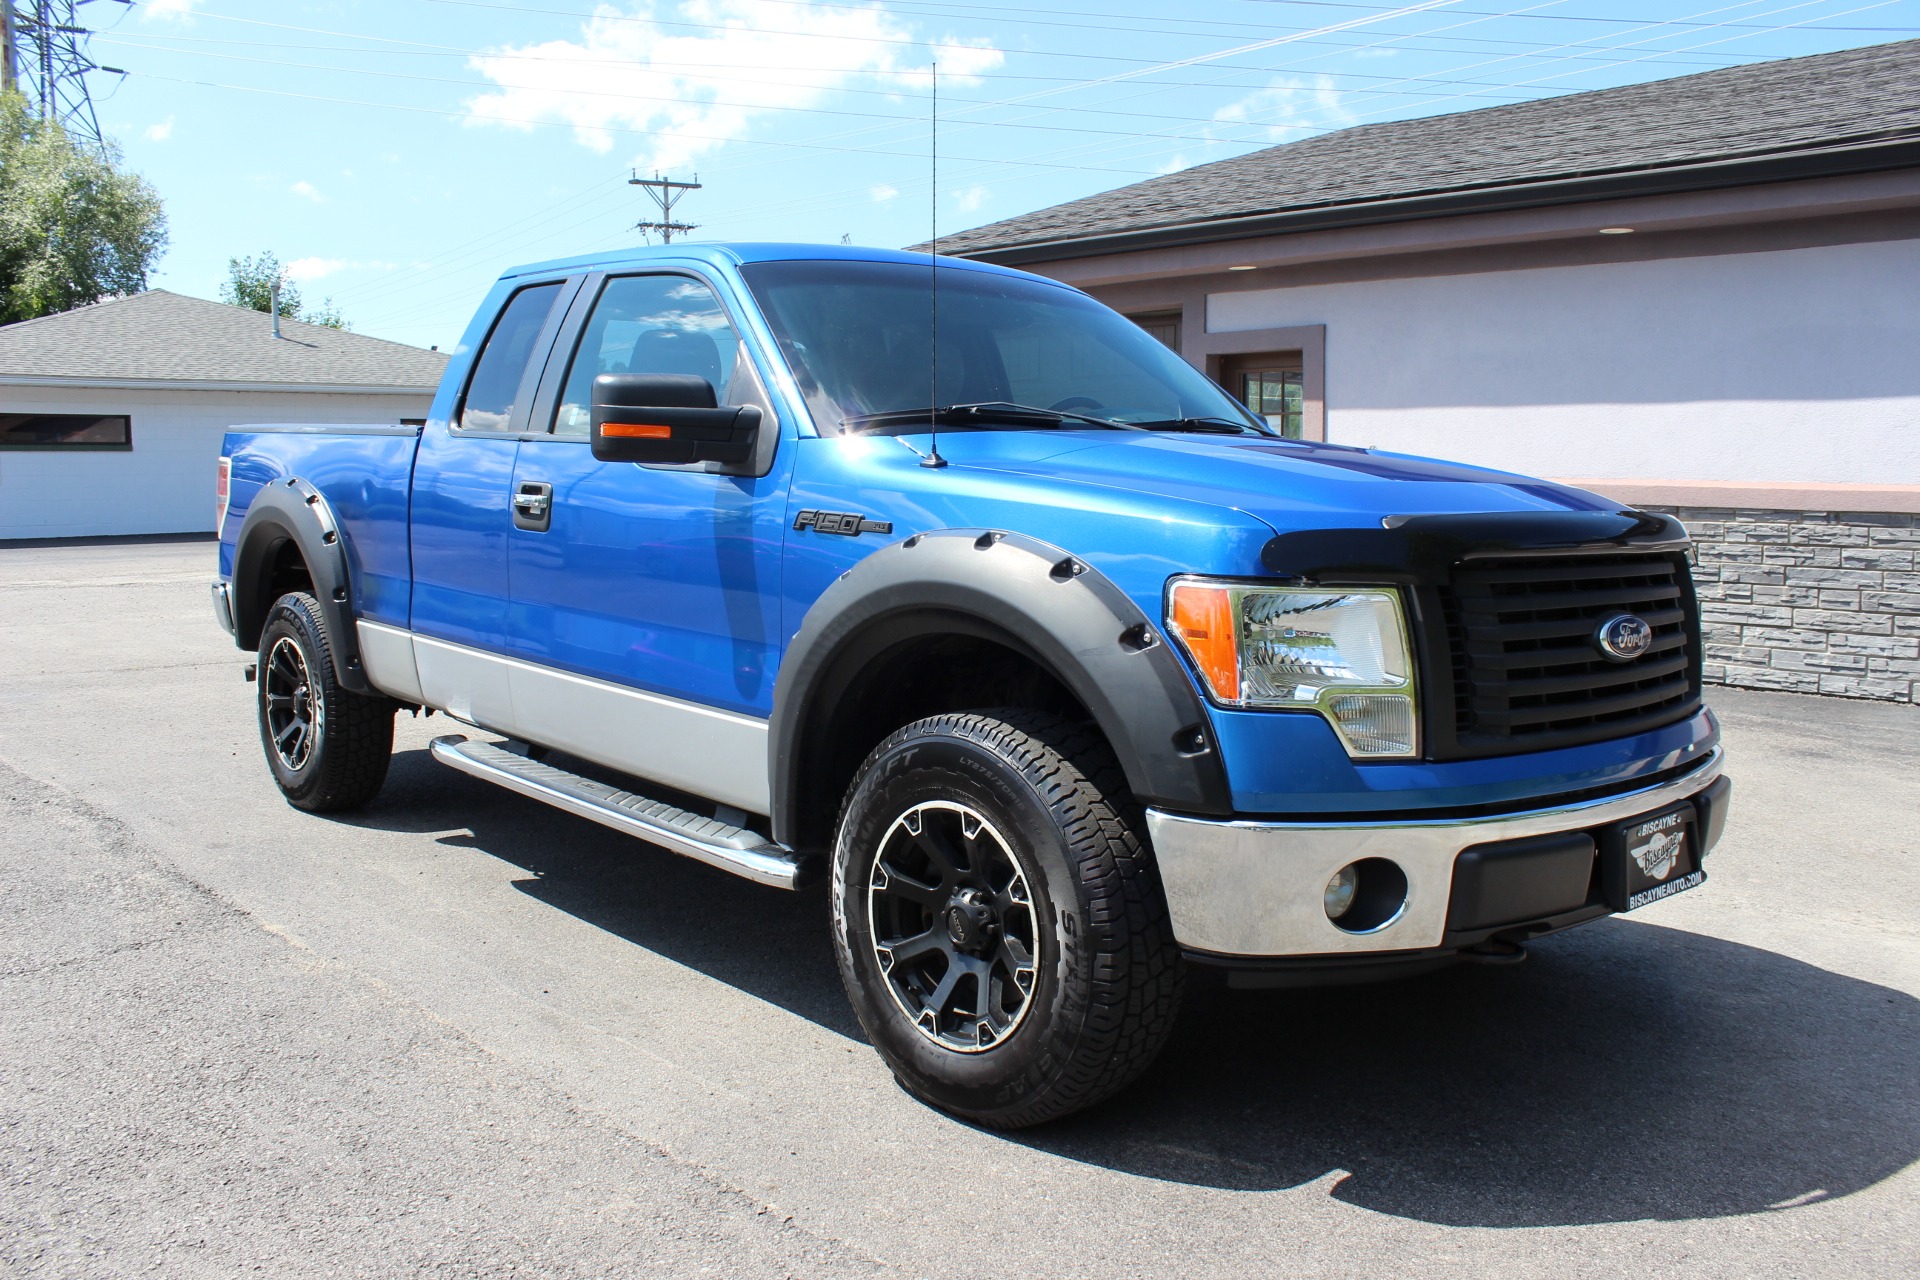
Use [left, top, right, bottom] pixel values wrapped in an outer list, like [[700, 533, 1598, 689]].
[[1326, 693, 1415, 757], [1324, 864, 1359, 920]]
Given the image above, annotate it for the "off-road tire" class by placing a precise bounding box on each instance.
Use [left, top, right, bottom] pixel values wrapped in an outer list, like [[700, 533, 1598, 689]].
[[832, 710, 1183, 1129], [256, 591, 394, 812]]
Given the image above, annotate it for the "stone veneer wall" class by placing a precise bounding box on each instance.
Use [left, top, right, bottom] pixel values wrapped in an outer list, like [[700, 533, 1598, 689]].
[[1643, 506, 1920, 704]]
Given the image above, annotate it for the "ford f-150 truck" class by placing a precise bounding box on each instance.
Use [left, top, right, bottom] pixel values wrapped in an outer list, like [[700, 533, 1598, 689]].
[[212, 243, 1731, 1128]]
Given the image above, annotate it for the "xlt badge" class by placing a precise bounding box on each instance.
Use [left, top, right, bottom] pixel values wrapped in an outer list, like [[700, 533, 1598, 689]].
[[794, 509, 893, 537]]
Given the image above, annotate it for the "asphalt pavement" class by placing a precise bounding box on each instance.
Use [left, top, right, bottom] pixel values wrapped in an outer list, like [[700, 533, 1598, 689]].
[[3, 537, 1917, 1278]]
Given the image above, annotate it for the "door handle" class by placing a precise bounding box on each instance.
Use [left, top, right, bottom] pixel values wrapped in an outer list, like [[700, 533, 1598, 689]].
[[512, 481, 553, 532]]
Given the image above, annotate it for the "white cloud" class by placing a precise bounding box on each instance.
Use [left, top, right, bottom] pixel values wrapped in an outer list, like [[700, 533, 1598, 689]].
[[953, 185, 987, 214], [290, 180, 324, 203], [869, 183, 899, 203], [284, 257, 348, 282], [142, 0, 201, 20], [143, 116, 175, 142], [464, 1, 1002, 172], [1213, 74, 1352, 144], [1355, 47, 1398, 59], [284, 258, 398, 282]]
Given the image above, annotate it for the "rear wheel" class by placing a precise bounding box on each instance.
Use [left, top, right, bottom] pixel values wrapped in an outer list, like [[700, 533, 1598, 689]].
[[832, 710, 1183, 1129], [256, 591, 394, 812]]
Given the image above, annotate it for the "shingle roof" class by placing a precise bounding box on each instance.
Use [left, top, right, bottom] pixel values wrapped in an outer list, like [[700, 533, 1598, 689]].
[[0, 290, 449, 391], [935, 38, 1920, 260]]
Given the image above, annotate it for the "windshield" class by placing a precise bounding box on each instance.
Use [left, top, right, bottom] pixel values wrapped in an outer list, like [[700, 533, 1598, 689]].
[[739, 259, 1267, 436]]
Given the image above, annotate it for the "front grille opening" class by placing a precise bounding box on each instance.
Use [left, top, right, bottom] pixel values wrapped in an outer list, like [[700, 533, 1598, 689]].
[[1441, 552, 1701, 755]]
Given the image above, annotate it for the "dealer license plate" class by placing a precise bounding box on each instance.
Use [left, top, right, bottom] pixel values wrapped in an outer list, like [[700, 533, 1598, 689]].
[[1603, 802, 1704, 912]]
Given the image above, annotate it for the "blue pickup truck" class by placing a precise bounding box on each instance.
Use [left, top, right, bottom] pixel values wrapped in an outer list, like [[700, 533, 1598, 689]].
[[212, 243, 1730, 1128]]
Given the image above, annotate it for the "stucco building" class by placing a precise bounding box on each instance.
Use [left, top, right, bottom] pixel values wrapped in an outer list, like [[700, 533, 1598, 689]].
[[938, 40, 1920, 703], [0, 291, 447, 540]]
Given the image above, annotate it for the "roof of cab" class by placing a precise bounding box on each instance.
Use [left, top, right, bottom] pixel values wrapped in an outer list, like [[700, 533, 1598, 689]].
[[497, 241, 1055, 284]]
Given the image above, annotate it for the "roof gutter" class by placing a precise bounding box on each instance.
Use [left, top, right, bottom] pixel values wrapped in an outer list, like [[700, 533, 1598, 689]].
[[0, 375, 442, 395], [951, 135, 1920, 267]]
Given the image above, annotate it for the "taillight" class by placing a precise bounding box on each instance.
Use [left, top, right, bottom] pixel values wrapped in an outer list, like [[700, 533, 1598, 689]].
[[215, 456, 231, 537]]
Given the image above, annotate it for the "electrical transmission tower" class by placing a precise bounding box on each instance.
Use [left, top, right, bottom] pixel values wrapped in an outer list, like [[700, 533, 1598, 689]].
[[1, 1, 128, 149], [629, 172, 701, 244]]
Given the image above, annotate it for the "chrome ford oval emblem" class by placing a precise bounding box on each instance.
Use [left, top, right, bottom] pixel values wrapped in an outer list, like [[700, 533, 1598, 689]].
[[1595, 613, 1654, 662]]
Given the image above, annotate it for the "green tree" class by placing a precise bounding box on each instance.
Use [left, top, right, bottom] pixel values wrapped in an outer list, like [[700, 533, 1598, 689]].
[[0, 92, 168, 323], [303, 298, 348, 331], [222, 251, 349, 330], [221, 251, 301, 317]]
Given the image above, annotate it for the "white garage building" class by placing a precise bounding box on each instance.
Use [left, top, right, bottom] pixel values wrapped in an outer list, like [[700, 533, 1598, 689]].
[[0, 290, 446, 540]]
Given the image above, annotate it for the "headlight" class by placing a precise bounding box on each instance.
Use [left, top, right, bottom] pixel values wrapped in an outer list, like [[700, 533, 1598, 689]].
[[1166, 577, 1419, 758]]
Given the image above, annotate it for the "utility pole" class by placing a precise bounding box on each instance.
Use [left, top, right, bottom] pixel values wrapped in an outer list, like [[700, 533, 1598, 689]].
[[4, 1, 128, 149], [629, 172, 701, 244]]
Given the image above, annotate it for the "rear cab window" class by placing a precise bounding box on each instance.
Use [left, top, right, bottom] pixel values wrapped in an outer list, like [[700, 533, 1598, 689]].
[[458, 281, 565, 433]]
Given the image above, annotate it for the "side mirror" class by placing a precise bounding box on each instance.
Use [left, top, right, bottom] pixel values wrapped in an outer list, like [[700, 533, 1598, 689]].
[[590, 372, 761, 467]]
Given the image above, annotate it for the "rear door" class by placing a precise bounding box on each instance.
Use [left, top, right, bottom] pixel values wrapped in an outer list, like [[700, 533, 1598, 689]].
[[499, 269, 792, 812], [408, 275, 577, 721]]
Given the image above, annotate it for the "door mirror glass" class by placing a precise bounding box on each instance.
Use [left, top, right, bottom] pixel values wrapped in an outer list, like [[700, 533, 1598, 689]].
[[590, 373, 762, 466]]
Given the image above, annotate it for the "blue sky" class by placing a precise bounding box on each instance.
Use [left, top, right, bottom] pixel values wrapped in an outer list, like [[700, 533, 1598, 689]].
[[84, 0, 1920, 350]]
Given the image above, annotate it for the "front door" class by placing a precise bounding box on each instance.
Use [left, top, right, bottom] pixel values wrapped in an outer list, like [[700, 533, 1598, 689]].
[[502, 270, 792, 812]]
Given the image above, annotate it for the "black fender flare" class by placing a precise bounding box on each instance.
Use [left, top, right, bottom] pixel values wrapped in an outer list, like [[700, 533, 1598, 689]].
[[230, 476, 372, 694], [769, 528, 1233, 850]]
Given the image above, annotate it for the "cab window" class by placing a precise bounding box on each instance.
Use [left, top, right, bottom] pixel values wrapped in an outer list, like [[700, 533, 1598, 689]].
[[552, 275, 746, 439]]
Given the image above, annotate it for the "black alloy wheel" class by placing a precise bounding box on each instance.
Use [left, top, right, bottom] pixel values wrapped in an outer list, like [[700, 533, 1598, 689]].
[[868, 799, 1040, 1053], [263, 635, 320, 772]]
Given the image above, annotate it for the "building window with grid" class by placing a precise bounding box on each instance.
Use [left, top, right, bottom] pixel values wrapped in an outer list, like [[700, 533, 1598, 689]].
[[1239, 367, 1304, 439]]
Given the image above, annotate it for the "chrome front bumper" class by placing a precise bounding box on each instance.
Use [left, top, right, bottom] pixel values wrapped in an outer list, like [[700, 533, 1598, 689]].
[[1145, 748, 1727, 958]]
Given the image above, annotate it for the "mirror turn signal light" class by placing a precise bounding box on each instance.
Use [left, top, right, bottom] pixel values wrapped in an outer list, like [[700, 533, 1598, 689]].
[[601, 422, 673, 439]]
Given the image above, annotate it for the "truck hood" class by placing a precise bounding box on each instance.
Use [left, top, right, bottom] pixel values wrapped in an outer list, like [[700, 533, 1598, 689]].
[[930, 430, 1625, 534]]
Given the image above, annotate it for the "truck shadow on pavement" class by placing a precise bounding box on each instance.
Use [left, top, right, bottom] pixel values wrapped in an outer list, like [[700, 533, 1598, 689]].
[[357, 746, 1920, 1229]]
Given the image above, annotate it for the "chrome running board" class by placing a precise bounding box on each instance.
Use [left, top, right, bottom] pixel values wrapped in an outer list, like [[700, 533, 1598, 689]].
[[428, 735, 812, 889]]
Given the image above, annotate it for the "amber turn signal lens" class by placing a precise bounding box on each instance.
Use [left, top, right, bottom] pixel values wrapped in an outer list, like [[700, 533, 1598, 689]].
[[602, 422, 672, 439], [1168, 581, 1238, 702]]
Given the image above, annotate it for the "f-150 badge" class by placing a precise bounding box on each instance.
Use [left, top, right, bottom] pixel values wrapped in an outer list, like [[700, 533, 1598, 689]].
[[794, 509, 893, 536]]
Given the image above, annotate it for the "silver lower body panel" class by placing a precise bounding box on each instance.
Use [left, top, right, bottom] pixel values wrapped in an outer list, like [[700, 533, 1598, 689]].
[[1146, 748, 1727, 958], [354, 622, 771, 816]]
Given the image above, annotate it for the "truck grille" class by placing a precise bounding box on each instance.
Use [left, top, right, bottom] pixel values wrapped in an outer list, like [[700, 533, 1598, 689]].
[[1435, 551, 1701, 756]]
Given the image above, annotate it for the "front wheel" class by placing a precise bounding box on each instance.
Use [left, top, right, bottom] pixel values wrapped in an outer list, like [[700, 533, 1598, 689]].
[[256, 591, 394, 812], [831, 711, 1183, 1129]]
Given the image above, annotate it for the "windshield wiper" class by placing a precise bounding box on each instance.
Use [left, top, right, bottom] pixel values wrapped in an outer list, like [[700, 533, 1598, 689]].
[[841, 401, 1137, 433], [1128, 416, 1264, 435]]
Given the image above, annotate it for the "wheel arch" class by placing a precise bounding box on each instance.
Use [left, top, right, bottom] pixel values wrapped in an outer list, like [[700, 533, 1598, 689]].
[[230, 477, 373, 694], [769, 529, 1233, 853]]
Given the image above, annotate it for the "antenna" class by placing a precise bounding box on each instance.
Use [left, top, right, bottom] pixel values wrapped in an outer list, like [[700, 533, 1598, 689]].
[[2, 0, 129, 149], [629, 171, 701, 243], [921, 61, 946, 469]]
